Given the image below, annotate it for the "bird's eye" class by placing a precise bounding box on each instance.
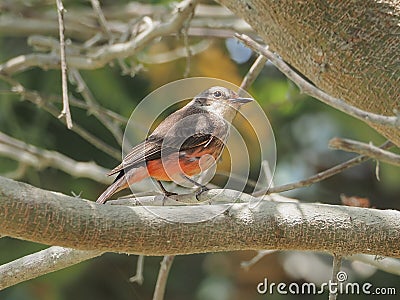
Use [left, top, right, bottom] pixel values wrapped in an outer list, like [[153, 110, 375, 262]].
[[213, 90, 222, 98]]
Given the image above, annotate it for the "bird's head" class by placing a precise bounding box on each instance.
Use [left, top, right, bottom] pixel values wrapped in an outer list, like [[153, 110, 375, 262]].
[[192, 86, 253, 120]]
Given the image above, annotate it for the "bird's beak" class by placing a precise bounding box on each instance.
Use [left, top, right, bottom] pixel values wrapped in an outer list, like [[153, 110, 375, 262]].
[[231, 97, 254, 104]]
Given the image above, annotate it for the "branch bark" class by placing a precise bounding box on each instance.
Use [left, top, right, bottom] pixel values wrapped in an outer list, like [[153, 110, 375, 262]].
[[56, 0, 73, 129], [236, 34, 400, 129], [0, 247, 102, 290], [329, 137, 400, 167], [1, 176, 399, 257]]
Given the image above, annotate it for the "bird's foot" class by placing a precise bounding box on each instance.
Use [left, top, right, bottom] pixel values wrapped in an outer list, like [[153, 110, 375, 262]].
[[161, 191, 178, 206], [164, 191, 178, 198], [157, 180, 178, 200], [195, 185, 209, 201]]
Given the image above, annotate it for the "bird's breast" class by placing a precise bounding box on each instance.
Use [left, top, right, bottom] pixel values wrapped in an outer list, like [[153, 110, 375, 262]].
[[146, 136, 225, 181]]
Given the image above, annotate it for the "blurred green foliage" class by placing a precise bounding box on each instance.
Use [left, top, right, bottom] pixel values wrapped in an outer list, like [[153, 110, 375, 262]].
[[0, 1, 399, 299]]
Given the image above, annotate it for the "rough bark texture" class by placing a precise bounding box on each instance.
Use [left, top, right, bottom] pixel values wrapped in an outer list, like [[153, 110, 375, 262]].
[[218, 0, 400, 145], [1, 176, 400, 257]]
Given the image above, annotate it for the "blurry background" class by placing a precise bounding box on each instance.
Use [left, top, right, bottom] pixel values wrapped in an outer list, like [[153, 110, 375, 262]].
[[0, 0, 399, 299]]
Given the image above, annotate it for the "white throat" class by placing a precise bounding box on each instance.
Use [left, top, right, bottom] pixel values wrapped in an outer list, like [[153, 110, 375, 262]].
[[201, 101, 238, 122]]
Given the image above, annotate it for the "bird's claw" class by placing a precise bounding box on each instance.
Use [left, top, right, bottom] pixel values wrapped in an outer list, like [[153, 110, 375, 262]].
[[195, 186, 209, 201], [163, 191, 178, 198]]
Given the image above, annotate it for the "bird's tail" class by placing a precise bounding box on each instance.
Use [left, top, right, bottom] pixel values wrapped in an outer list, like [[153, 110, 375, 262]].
[[96, 176, 127, 204]]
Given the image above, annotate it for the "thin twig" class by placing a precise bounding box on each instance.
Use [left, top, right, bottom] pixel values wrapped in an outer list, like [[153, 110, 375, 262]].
[[329, 137, 400, 167], [235, 33, 400, 128], [329, 254, 343, 300], [253, 141, 393, 196], [240, 250, 276, 270], [137, 40, 211, 64], [4, 0, 198, 73], [90, 0, 113, 42], [69, 69, 123, 145], [67, 94, 128, 124], [36, 98, 120, 159], [0, 74, 120, 159], [2, 162, 29, 180], [56, 0, 73, 129], [182, 7, 195, 78], [0, 3, 250, 41], [129, 255, 145, 285], [239, 54, 268, 93], [152, 256, 175, 300], [0, 78, 128, 125], [0, 131, 112, 183]]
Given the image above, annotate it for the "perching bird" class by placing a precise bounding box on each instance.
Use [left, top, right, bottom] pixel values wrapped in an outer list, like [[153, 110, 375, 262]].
[[96, 86, 253, 204]]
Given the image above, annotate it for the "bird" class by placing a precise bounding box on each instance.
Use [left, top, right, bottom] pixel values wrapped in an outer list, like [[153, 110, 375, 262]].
[[96, 86, 253, 204]]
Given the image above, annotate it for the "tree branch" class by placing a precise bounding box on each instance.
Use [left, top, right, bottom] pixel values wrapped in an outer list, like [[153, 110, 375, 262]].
[[69, 69, 124, 145], [239, 54, 267, 92], [346, 254, 400, 276], [152, 256, 175, 300], [90, 0, 113, 42], [0, 0, 199, 75], [0, 3, 249, 41], [1, 176, 400, 257], [0, 75, 120, 159], [0, 131, 112, 184], [329, 138, 400, 167], [217, 0, 400, 146], [56, 0, 73, 129], [329, 254, 343, 300], [129, 255, 145, 284], [0, 246, 102, 290], [235, 34, 400, 129], [253, 141, 393, 196]]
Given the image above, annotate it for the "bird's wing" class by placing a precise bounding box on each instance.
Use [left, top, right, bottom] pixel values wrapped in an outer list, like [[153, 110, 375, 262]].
[[107, 139, 160, 176], [107, 133, 219, 176]]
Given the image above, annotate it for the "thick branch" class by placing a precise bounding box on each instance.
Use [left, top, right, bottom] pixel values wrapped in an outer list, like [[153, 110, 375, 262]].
[[0, 176, 399, 257], [236, 34, 400, 129], [218, 0, 400, 146]]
